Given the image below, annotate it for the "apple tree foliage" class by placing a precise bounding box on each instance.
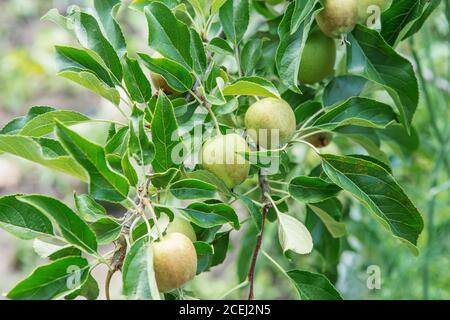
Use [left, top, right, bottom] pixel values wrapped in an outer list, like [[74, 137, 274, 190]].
[[0, 0, 437, 300]]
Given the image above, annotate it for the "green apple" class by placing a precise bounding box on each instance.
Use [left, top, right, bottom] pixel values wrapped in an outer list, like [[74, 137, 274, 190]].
[[153, 233, 197, 293], [299, 28, 336, 84], [316, 0, 358, 38], [201, 133, 250, 188], [166, 217, 197, 242], [245, 98, 296, 149]]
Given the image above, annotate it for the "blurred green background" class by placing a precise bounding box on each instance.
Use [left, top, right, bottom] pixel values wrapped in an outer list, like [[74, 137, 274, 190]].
[[0, 0, 449, 300]]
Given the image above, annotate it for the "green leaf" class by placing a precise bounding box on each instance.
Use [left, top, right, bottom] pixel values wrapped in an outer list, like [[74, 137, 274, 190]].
[[402, 0, 441, 41], [122, 237, 161, 300], [305, 205, 342, 264], [209, 37, 234, 55], [70, 10, 123, 80], [151, 92, 181, 173], [312, 97, 397, 131], [336, 126, 389, 164], [123, 55, 152, 103], [7, 257, 90, 300], [145, 2, 193, 69], [189, 28, 207, 75], [42, 9, 75, 37], [219, 0, 249, 43], [294, 101, 323, 125], [139, 53, 193, 93], [55, 46, 115, 87], [222, 76, 280, 98], [276, 2, 316, 92], [287, 270, 342, 300], [307, 198, 346, 238], [186, 170, 232, 196], [74, 193, 107, 222], [90, 217, 122, 244], [322, 75, 367, 107], [211, 0, 227, 14], [129, 105, 155, 166], [376, 124, 419, 158], [170, 179, 217, 199], [0, 195, 54, 240], [105, 126, 129, 154], [241, 38, 263, 75], [149, 168, 181, 189], [49, 247, 83, 261], [210, 231, 230, 267], [238, 195, 262, 232], [56, 122, 130, 203], [182, 202, 240, 229], [19, 195, 98, 254], [122, 152, 139, 186], [93, 0, 127, 57], [278, 212, 313, 255], [289, 176, 341, 204], [1, 106, 56, 135], [0, 135, 87, 181], [348, 154, 392, 174], [380, 0, 426, 47], [321, 154, 424, 254], [19, 109, 90, 137], [291, 0, 319, 32], [348, 25, 419, 133], [58, 69, 121, 105], [194, 241, 215, 255], [33, 239, 81, 260]]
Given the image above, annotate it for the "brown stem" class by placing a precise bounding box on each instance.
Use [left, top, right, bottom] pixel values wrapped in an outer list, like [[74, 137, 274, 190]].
[[105, 269, 114, 300], [247, 170, 272, 300]]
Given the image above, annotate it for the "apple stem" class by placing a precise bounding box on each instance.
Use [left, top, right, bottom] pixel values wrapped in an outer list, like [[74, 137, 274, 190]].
[[143, 197, 163, 240]]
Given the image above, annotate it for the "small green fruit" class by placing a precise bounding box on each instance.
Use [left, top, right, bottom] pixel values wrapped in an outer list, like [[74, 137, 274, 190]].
[[245, 98, 296, 149], [316, 0, 358, 38], [153, 233, 197, 293], [166, 217, 197, 242], [202, 134, 250, 189], [357, 0, 390, 23], [299, 29, 336, 84], [306, 132, 333, 148]]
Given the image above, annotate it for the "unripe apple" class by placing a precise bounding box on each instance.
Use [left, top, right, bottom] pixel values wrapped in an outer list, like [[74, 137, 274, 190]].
[[299, 28, 336, 84], [166, 216, 197, 242], [245, 98, 296, 149], [150, 52, 181, 95], [316, 0, 358, 38], [306, 132, 333, 148], [357, 0, 390, 23], [153, 233, 197, 293], [201, 134, 250, 189]]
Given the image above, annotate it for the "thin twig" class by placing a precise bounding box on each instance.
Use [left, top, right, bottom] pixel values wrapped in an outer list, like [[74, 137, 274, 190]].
[[247, 169, 272, 300]]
